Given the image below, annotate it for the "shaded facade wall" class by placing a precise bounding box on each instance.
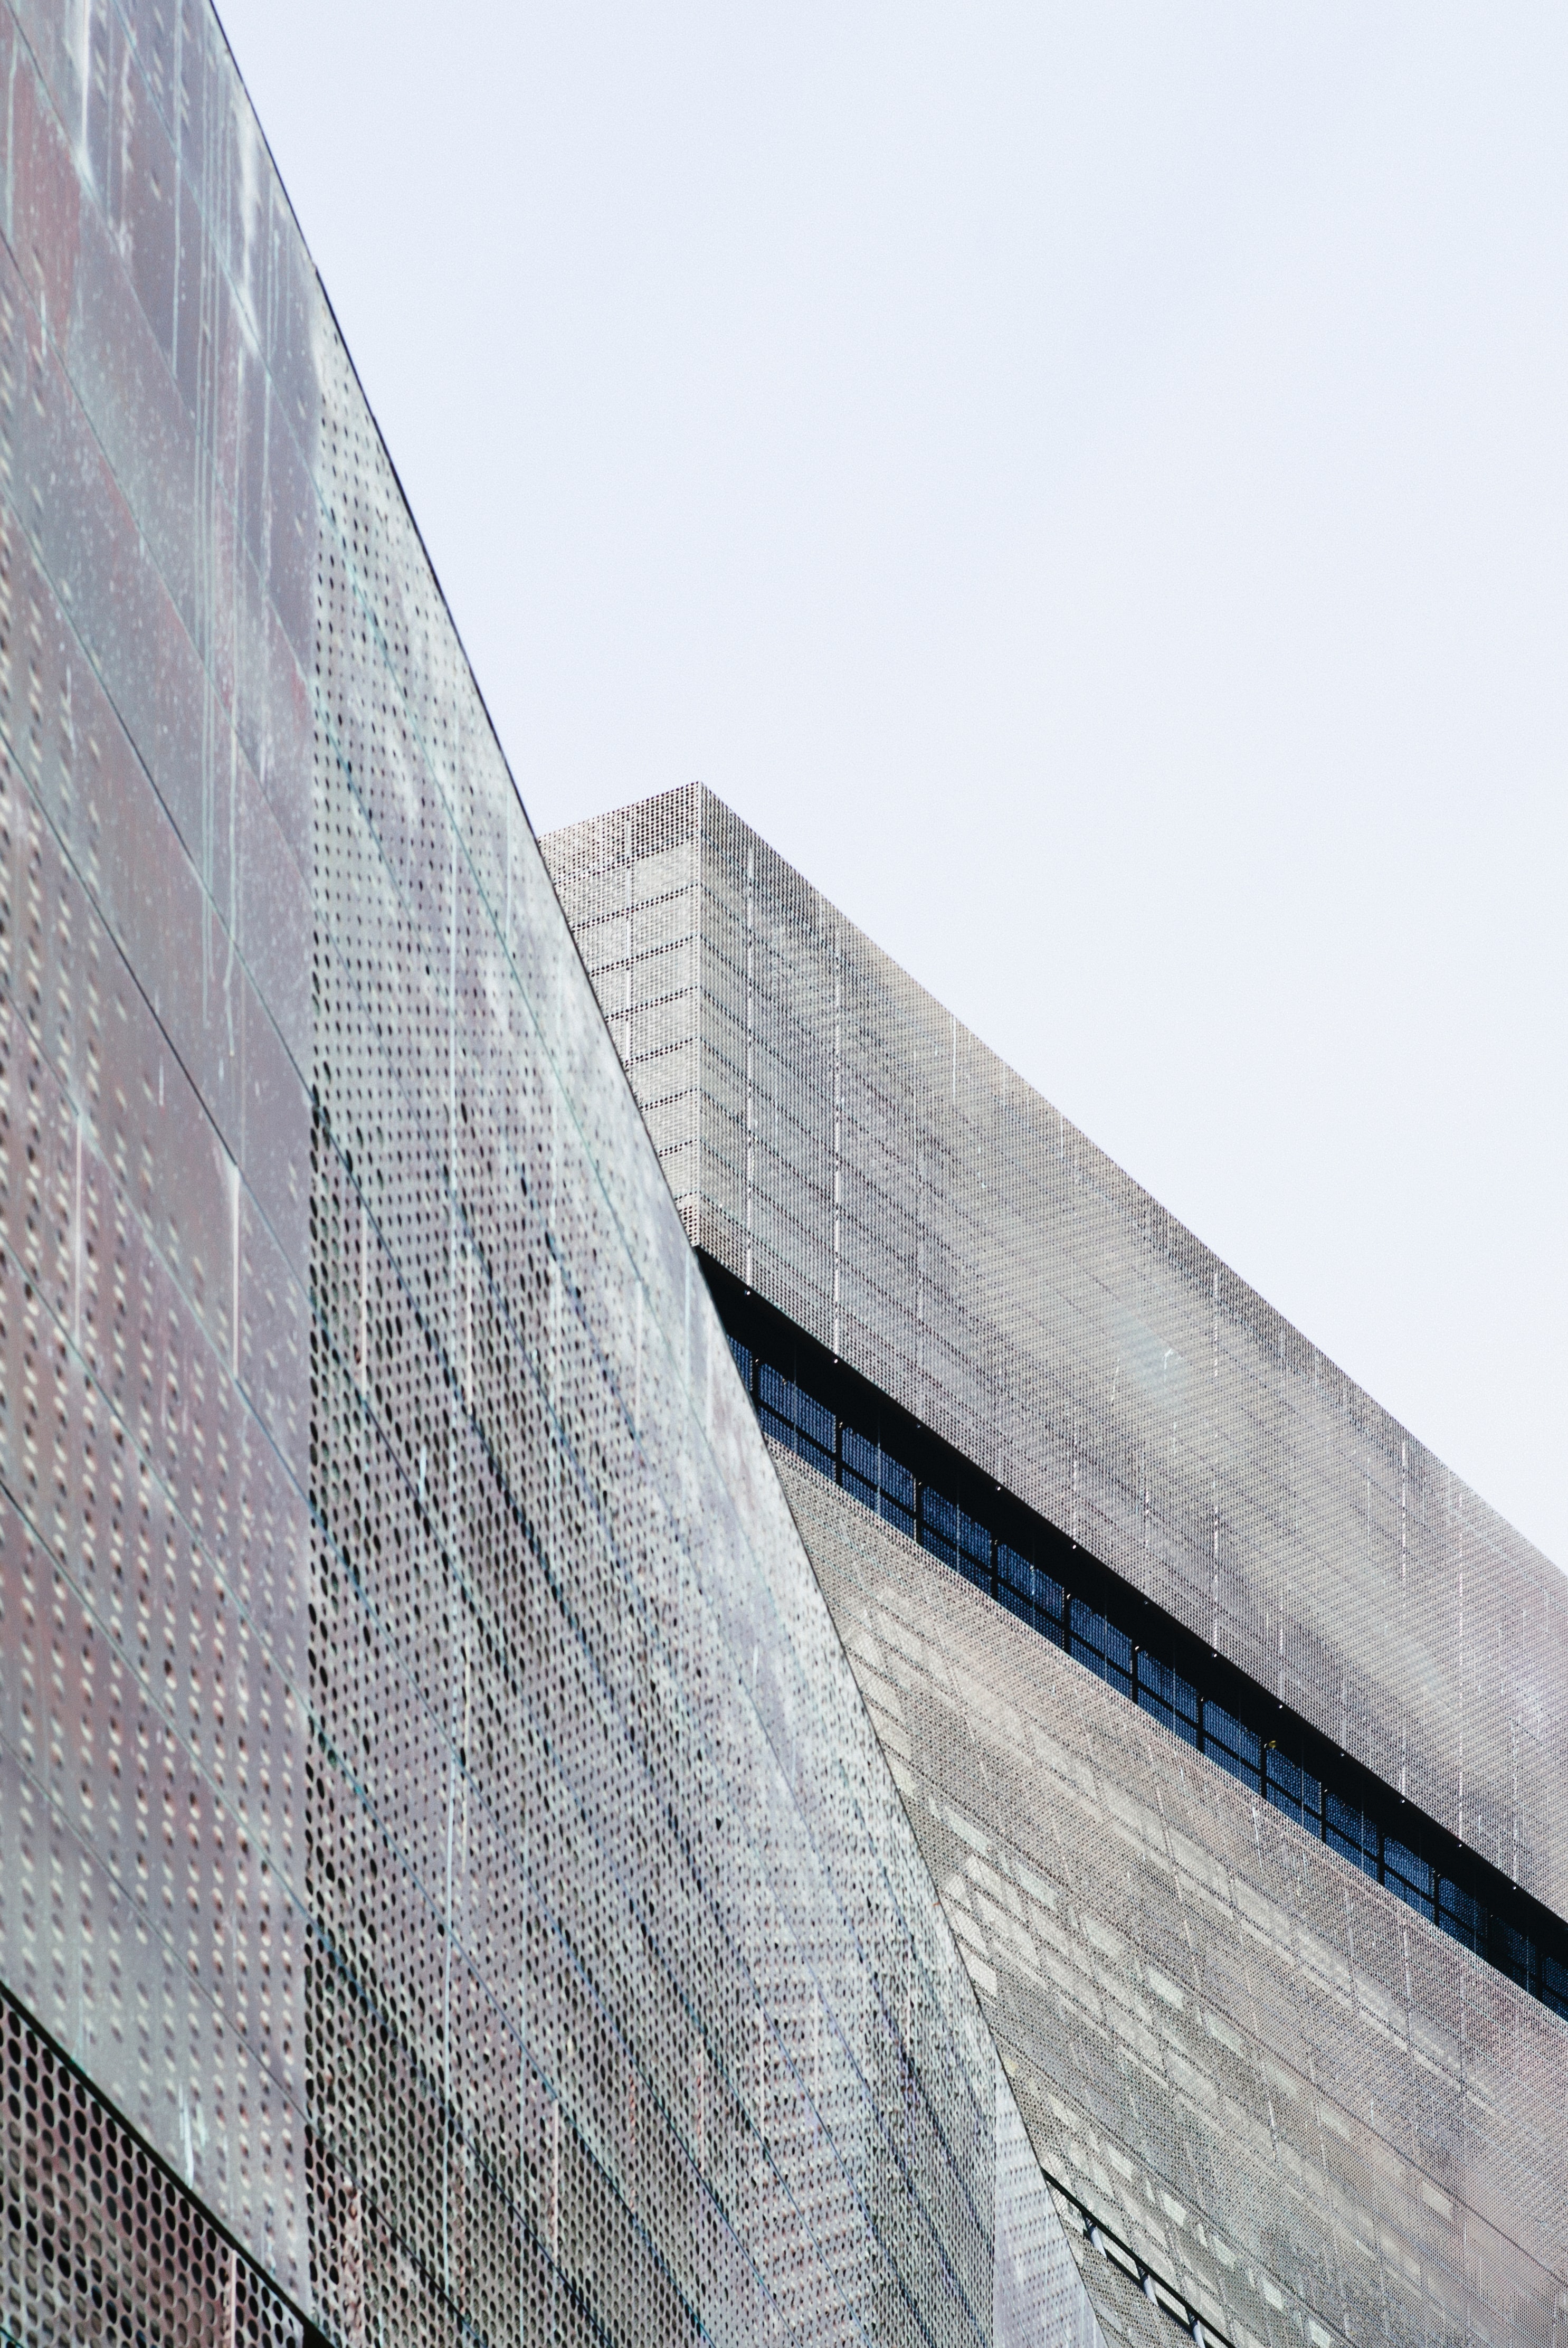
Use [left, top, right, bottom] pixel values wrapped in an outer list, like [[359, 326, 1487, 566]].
[[541, 786, 1568, 1918], [0, 8, 1097, 2344], [777, 1454, 1568, 2348]]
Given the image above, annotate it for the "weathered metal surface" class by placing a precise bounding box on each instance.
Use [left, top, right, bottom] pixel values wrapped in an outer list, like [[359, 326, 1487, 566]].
[[0, 8, 1093, 2344]]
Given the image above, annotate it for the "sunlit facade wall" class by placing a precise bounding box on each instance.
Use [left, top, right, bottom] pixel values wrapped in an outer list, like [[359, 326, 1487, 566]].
[[543, 783, 1568, 2348], [0, 9, 1096, 2346]]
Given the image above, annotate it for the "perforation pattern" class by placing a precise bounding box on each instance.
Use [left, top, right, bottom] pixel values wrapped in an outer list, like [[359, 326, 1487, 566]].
[[0, 1985, 305, 2348], [778, 1448, 1568, 2348], [300, 317, 1002, 2347], [541, 785, 1568, 1915], [0, 5, 1081, 2345], [542, 787, 1568, 2348], [717, 1292, 1568, 2020]]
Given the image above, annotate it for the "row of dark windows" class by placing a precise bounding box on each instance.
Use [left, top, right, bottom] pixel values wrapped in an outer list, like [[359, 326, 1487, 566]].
[[706, 1260, 1568, 2024]]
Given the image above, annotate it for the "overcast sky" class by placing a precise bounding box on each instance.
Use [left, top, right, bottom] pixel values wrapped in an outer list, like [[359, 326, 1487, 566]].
[[215, 1, 1567, 1570]]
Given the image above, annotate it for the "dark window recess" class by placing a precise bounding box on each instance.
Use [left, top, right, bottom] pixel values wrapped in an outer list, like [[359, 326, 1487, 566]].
[[1202, 1701, 1262, 1793], [1071, 1602, 1134, 1701], [997, 1543, 1065, 1648], [1326, 1791, 1380, 1882], [1383, 1837, 1435, 1920], [1138, 1653, 1199, 1750], [1265, 1749, 1323, 1838], [922, 1488, 991, 1585], [707, 1254, 1568, 2030], [758, 1359, 835, 1478], [1439, 1877, 1485, 1958]]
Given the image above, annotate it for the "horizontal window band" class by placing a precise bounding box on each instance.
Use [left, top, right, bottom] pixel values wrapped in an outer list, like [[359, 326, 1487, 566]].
[[702, 1253, 1568, 2027]]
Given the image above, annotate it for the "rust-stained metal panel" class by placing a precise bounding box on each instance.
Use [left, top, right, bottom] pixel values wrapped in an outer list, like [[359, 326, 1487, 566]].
[[0, 7, 1095, 2345]]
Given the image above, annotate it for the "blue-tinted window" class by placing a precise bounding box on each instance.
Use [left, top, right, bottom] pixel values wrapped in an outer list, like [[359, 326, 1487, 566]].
[[758, 1404, 794, 1451], [1203, 1703, 1262, 1790], [727, 1333, 753, 1391], [1491, 1917, 1534, 1987], [1265, 1749, 1322, 1834], [1542, 1950, 1568, 2020], [949, 1506, 990, 1588], [921, 1488, 960, 1567], [1138, 1654, 1199, 1748], [758, 1360, 791, 1433], [882, 1454, 916, 1510], [798, 1386, 833, 1456], [918, 1483, 989, 1582], [1383, 1837, 1434, 1918], [879, 1491, 916, 1539], [999, 1546, 1062, 1616], [842, 1426, 877, 1481], [996, 1543, 1029, 1597], [1070, 1603, 1133, 1699], [997, 1546, 1064, 1645], [757, 1363, 833, 1473], [879, 1454, 916, 1537], [1438, 1878, 1486, 1956], [1326, 1792, 1380, 1879], [841, 1426, 917, 1537]]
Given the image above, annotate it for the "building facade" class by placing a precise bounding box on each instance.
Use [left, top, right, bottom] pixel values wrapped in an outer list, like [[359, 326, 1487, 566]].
[[542, 785, 1568, 2348], [1, 2, 1561, 2343], [0, 6, 1100, 2346]]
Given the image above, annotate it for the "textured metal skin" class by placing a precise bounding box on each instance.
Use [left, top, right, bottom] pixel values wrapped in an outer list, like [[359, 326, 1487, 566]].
[[0, 7, 1105, 2344], [778, 1452, 1568, 2348], [541, 785, 1568, 2347], [993, 2079, 1111, 2348], [0, 1980, 307, 2347], [540, 785, 1567, 1920], [0, 0, 317, 2295]]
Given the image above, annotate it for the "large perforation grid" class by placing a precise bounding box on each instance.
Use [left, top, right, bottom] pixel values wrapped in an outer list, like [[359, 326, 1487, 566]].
[[0, 5, 1096, 2347], [0, 1981, 306, 2348], [0, 0, 316, 2300]]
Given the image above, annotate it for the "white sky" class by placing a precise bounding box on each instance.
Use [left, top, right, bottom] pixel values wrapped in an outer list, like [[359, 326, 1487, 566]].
[[215, 1, 1567, 1570]]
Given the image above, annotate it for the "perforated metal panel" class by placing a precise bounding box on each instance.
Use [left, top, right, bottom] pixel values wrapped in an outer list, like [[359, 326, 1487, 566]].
[[0, 1983, 307, 2348], [777, 1452, 1568, 2348], [0, 6, 1099, 2344], [541, 786, 1568, 1918], [541, 787, 1568, 2348]]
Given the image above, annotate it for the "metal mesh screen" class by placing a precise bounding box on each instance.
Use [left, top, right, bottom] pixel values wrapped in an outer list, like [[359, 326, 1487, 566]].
[[0, 1983, 307, 2348], [0, 7, 1051, 2345], [778, 1451, 1568, 2348], [543, 784, 1568, 2348], [541, 785, 1568, 1921], [301, 314, 999, 2345], [710, 1279, 1568, 2021]]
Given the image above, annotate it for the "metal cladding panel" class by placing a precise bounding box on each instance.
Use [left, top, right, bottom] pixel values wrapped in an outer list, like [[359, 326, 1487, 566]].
[[777, 1453, 1568, 2348], [992, 2072, 1110, 2348], [0, 0, 319, 2296], [541, 785, 1568, 1920], [0, 1978, 307, 2348], [0, 8, 1043, 2344]]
